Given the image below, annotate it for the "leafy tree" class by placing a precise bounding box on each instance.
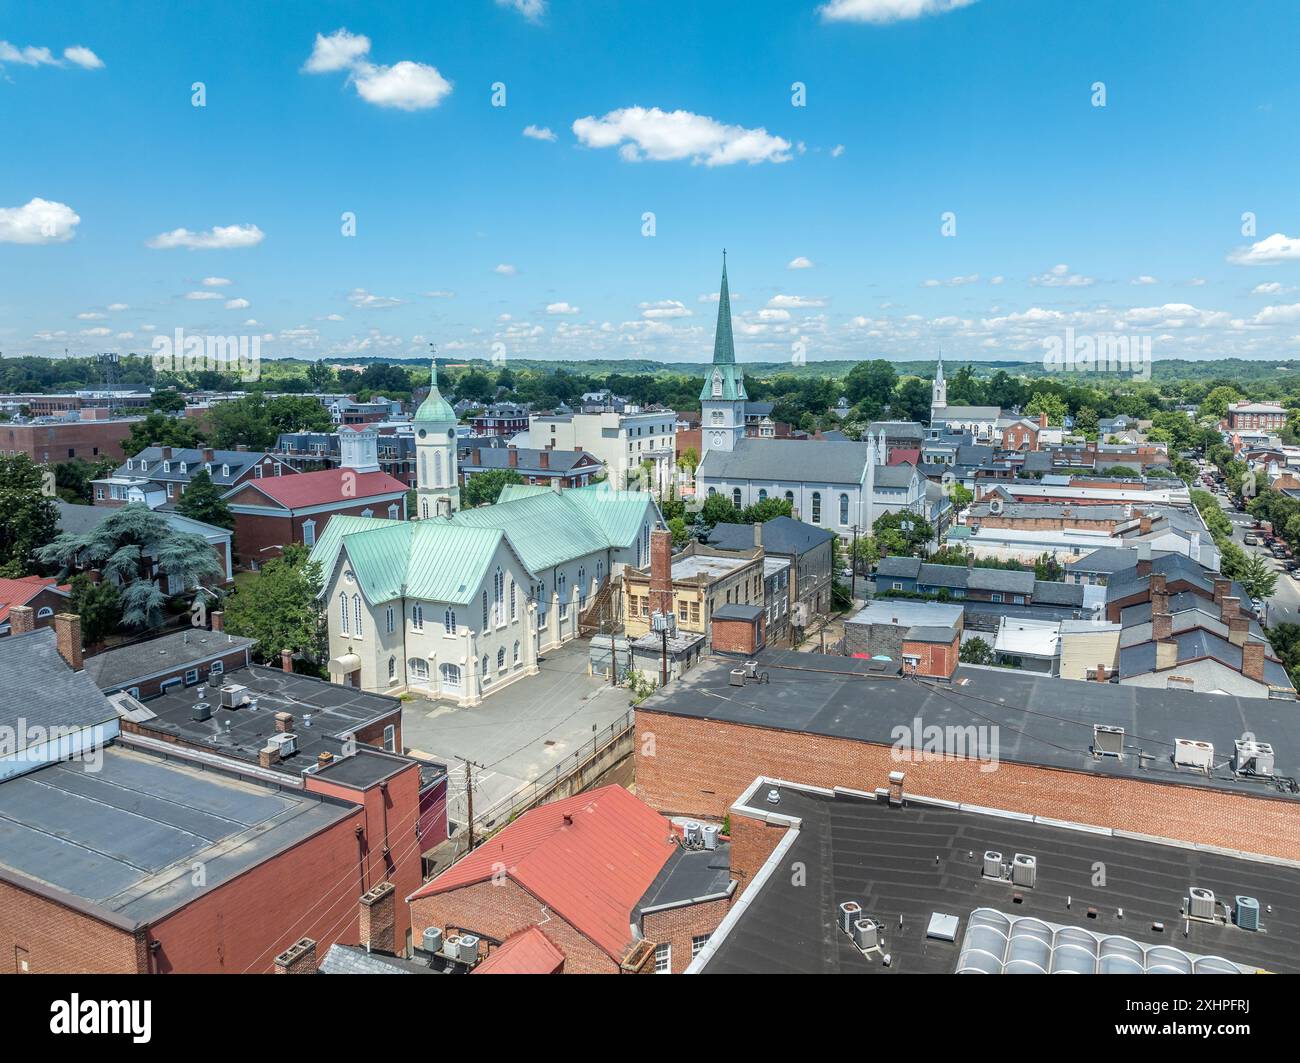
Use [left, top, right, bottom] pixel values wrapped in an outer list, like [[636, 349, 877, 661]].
[[306, 360, 336, 391], [1238, 552, 1278, 601], [54, 457, 116, 504], [224, 543, 326, 665], [1198, 385, 1241, 421], [891, 378, 932, 422], [36, 504, 224, 629], [462, 468, 524, 507], [844, 360, 897, 409], [699, 493, 740, 526], [873, 511, 932, 556], [1025, 392, 1069, 426], [455, 370, 495, 405], [68, 574, 122, 648], [174, 468, 235, 530], [266, 395, 334, 435], [1074, 406, 1099, 438], [149, 389, 187, 413], [0, 454, 58, 575], [959, 636, 995, 665], [668, 517, 690, 546], [125, 412, 206, 454]]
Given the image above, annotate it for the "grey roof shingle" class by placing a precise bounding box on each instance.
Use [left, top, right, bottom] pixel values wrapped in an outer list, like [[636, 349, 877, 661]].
[[705, 515, 835, 556], [83, 629, 255, 692], [0, 629, 118, 755], [697, 438, 871, 485]]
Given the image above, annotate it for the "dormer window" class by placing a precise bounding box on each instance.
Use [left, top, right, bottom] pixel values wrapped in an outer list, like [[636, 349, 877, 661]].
[[205, 463, 212, 474], [179, 462, 187, 473], [163, 461, 171, 473], [126, 459, 134, 470], [221, 464, 230, 477], [139, 460, 148, 472]]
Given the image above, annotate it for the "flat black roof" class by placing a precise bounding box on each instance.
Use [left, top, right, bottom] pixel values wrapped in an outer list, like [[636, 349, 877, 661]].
[[0, 746, 353, 925], [700, 782, 1300, 974], [637, 843, 732, 917], [637, 651, 1300, 802]]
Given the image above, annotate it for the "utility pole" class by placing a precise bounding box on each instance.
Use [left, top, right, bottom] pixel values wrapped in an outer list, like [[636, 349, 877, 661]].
[[456, 755, 487, 852], [850, 524, 859, 604]]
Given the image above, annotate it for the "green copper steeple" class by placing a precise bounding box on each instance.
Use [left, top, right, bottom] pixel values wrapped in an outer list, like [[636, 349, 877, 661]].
[[712, 251, 736, 365], [414, 359, 456, 424]]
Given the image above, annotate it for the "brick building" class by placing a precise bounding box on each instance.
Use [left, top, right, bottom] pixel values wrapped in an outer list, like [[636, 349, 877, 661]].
[[1227, 402, 1287, 432], [0, 578, 71, 637], [0, 415, 143, 464]]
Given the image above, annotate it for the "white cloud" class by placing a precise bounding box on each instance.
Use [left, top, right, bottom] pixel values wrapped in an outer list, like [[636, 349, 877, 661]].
[[639, 300, 691, 320], [768, 294, 827, 308], [79, 326, 111, 337], [1253, 303, 1300, 325], [0, 198, 80, 244], [497, 0, 547, 20], [756, 308, 791, 322], [76, 312, 104, 320], [147, 224, 265, 250], [1186, 277, 1207, 287], [202, 276, 233, 287], [1228, 232, 1300, 266], [819, 0, 978, 24], [989, 276, 1004, 285], [1252, 282, 1293, 296], [63, 45, 103, 69], [546, 301, 580, 315], [302, 28, 372, 73], [571, 106, 792, 167], [424, 289, 455, 298], [0, 41, 58, 66], [243, 319, 261, 326], [523, 124, 557, 141], [1130, 275, 1159, 285], [107, 302, 129, 311], [1030, 263, 1094, 288], [494, 263, 517, 275], [185, 291, 222, 301], [347, 287, 403, 309], [325, 313, 345, 321], [353, 61, 452, 111], [225, 298, 251, 310], [831, 144, 845, 157], [787, 256, 814, 270]]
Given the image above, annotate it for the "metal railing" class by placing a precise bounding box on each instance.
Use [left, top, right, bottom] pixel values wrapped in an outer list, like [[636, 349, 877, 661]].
[[474, 709, 634, 832]]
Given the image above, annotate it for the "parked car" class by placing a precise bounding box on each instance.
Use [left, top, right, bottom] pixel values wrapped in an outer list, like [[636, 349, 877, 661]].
[[1245, 533, 1260, 546]]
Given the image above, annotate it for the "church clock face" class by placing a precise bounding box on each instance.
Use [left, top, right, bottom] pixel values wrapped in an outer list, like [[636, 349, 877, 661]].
[[711, 430, 725, 447]]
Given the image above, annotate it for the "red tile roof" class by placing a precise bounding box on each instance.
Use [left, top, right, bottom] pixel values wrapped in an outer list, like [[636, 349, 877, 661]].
[[233, 468, 408, 510], [471, 926, 565, 974], [409, 785, 675, 960], [0, 577, 69, 624]]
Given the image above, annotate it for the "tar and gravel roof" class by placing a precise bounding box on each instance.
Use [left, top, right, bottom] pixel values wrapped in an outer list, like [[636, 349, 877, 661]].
[[83, 628, 254, 692]]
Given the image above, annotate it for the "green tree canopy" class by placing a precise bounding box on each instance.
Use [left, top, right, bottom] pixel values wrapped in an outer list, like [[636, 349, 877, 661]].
[[462, 468, 525, 508], [174, 468, 235, 530], [224, 543, 326, 665], [0, 454, 59, 576]]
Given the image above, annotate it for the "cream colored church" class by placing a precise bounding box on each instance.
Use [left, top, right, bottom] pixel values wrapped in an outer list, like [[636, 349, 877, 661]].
[[313, 364, 662, 706]]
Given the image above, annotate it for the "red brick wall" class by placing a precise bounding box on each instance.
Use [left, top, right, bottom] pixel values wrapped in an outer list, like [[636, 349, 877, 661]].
[[642, 897, 730, 973], [229, 499, 401, 567], [0, 878, 146, 973], [712, 616, 764, 655], [0, 588, 68, 636], [0, 420, 140, 464], [634, 709, 1300, 861], [409, 878, 619, 974], [900, 635, 959, 679]]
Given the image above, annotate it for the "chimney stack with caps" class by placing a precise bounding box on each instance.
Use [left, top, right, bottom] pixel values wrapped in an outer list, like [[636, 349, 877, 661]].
[[1220, 596, 1239, 622], [8, 605, 35, 637], [1148, 573, 1167, 596], [1242, 641, 1265, 684], [273, 938, 317, 974], [54, 613, 83, 671], [211, 610, 224, 632], [161, 446, 173, 460], [1095, 664, 1109, 682], [1139, 515, 1153, 535], [275, 711, 294, 734], [649, 529, 674, 618], [359, 881, 396, 954], [1213, 577, 1231, 605], [281, 648, 293, 673]]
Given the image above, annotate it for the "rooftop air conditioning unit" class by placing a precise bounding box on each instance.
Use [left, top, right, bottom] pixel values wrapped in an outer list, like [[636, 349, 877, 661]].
[[701, 824, 719, 851], [1011, 853, 1037, 889], [1188, 887, 1216, 921], [1233, 739, 1275, 777], [219, 684, 248, 709], [443, 934, 463, 961], [422, 927, 443, 954], [192, 701, 212, 722], [852, 919, 879, 951], [268, 733, 297, 757], [983, 851, 1004, 879], [745, 660, 759, 678], [683, 822, 703, 847], [458, 934, 480, 965], [729, 668, 746, 687], [1092, 724, 1125, 758], [838, 901, 862, 935], [1174, 738, 1214, 772], [1234, 896, 1260, 932]]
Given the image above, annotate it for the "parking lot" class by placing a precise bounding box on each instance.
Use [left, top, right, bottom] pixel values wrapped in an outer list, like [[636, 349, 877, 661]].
[[399, 638, 634, 833]]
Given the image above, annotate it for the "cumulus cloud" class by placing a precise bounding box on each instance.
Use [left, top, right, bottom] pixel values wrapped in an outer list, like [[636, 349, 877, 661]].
[[0, 198, 80, 244], [147, 224, 264, 250], [1252, 282, 1293, 296], [1030, 263, 1094, 288], [497, 0, 547, 20], [347, 288, 402, 309], [0, 41, 104, 70], [1228, 232, 1300, 266], [185, 291, 222, 300], [523, 124, 556, 141], [1252, 303, 1300, 325], [546, 301, 580, 315], [302, 28, 452, 111], [787, 256, 814, 269], [107, 302, 129, 311], [494, 263, 517, 275], [225, 298, 251, 310], [572, 106, 792, 166], [424, 289, 455, 298], [63, 45, 104, 69], [1130, 275, 1159, 286], [831, 144, 845, 157], [819, 0, 977, 23], [639, 300, 691, 320], [768, 294, 827, 308]]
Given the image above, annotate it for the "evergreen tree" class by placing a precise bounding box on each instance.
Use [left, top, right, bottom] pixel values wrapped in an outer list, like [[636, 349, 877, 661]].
[[174, 469, 235, 530]]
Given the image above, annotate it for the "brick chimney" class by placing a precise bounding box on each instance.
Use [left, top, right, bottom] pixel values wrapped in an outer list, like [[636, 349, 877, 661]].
[[1135, 541, 1152, 577], [1139, 515, 1152, 535], [472, 448, 481, 466], [1038, 412, 1048, 429], [202, 447, 215, 463], [273, 937, 317, 974], [1220, 596, 1239, 622], [1148, 573, 1167, 596], [649, 529, 674, 618], [53, 613, 83, 671], [281, 648, 293, 673], [1152, 609, 1173, 641], [1150, 590, 1169, 616], [210, 610, 224, 632], [8, 605, 35, 637], [1212, 577, 1231, 605], [1155, 638, 1178, 670], [275, 711, 294, 733], [1242, 641, 1265, 683], [258, 744, 279, 768], [1228, 614, 1249, 647], [754, 521, 763, 549], [1095, 664, 1108, 682], [539, 450, 549, 470], [507, 447, 518, 467], [359, 881, 396, 954], [161, 446, 173, 460]]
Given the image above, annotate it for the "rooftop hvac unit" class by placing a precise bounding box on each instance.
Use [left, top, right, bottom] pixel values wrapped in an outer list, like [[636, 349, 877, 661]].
[[1188, 887, 1216, 921], [1092, 724, 1125, 758], [1011, 853, 1037, 889], [852, 918, 879, 951], [1233, 739, 1275, 777], [443, 934, 463, 960], [838, 900, 862, 935], [983, 851, 1004, 879], [268, 733, 297, 757], [1234, 896, 1261, 932], [422, 927, 443, 954], [701, 824, 719, 851], [192, 701, 212, 722], [745, 660, 759, 678], [219, 684, 248, 709], [683, 822, 703, 847], [728, 669, 747, 687], [458, 934, 480, 965], [1174, 738, 1214, 772]]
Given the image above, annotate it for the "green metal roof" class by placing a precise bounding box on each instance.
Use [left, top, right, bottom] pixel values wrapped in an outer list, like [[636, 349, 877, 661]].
[[699, 254, 746, 402], [414, 360, 456, 424]]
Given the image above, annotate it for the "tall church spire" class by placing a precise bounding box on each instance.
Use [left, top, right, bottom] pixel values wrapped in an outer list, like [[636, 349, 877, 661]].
[[712, 250, 735, 365]]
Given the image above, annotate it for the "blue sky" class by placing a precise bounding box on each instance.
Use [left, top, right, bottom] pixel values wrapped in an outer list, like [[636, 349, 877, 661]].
[[2, 0, 1300, 366]]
